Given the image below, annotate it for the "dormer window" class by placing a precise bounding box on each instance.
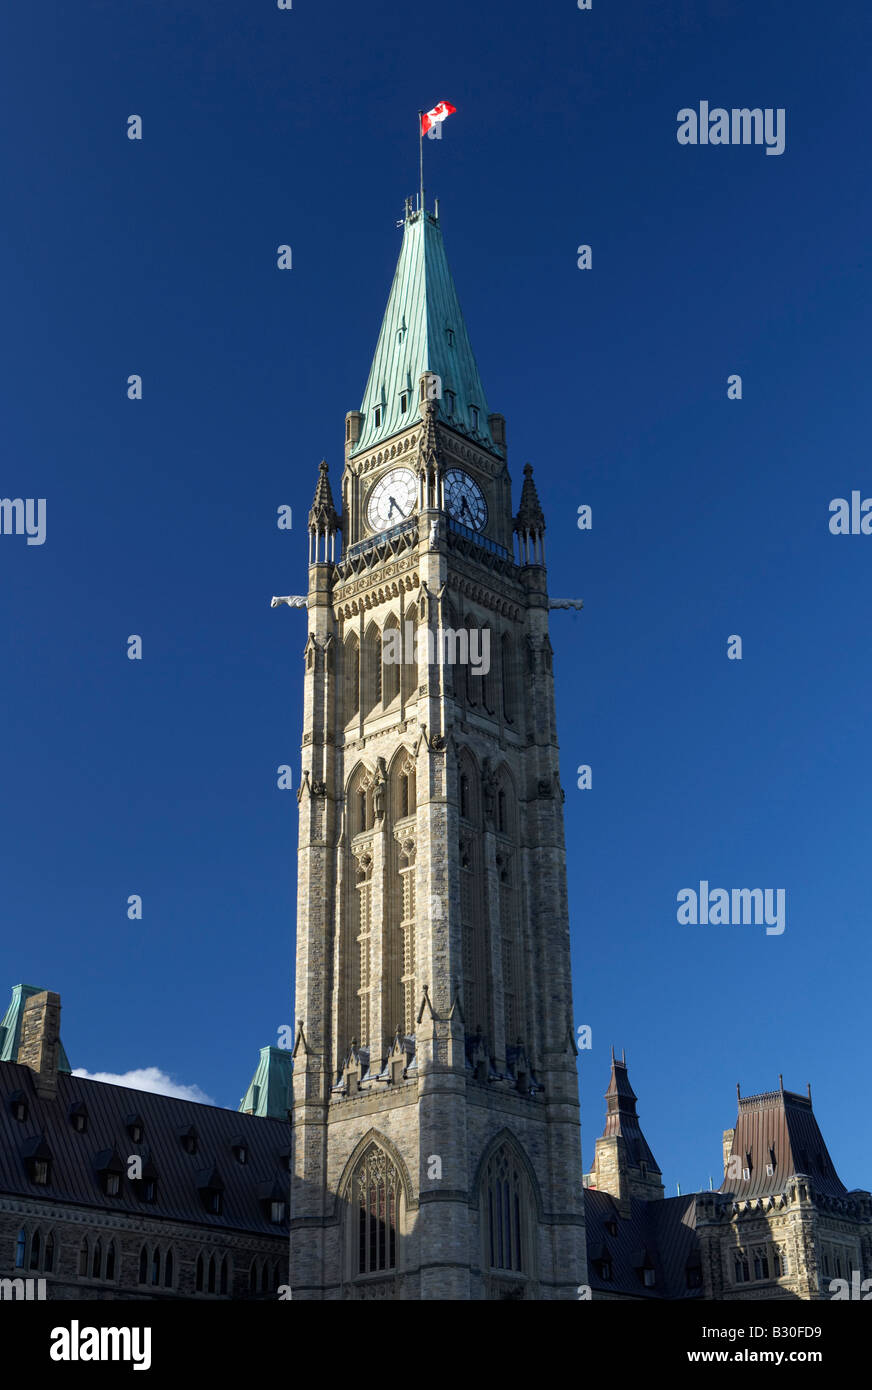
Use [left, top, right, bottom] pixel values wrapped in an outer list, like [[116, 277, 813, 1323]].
[[400, 390, 409, 412], [445, 327, 455, 346], [23, 1136, 52, 1186], [197, 1166, 225, 1215], [606, 1220, 618, 1237], [374, 405, 382, 429], [469, 404, 479, 430], [69, 1102, 88, 1133], [126, 1115, 144, 1144], [231, 1137, 248, 1166], [258, 1179, 288, 1224], [445, 390, 456, 416], [134, 1157, 158, 1204], [95, 1149, 124, 1196], [10, 1093, 28, 1122], [180, 1126, 198, 1156]]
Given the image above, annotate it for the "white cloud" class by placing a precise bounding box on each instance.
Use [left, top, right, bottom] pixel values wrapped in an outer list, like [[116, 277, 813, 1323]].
[[72, 1066, 213, 1105]]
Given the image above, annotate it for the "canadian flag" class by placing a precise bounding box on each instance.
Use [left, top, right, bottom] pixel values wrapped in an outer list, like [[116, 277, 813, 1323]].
[[421, 101, 457, 135]]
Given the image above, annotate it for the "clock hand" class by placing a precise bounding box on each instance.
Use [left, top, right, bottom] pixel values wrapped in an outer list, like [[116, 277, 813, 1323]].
[[387, 496, 399, 517]]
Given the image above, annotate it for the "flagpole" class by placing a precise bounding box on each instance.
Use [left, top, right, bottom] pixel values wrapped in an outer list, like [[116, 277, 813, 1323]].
[[418, 110, 424, 215]]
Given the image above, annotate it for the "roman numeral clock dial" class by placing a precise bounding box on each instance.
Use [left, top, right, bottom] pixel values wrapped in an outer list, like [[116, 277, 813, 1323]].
[[444, 469, 487, 531], [366, 467, 417, 530]]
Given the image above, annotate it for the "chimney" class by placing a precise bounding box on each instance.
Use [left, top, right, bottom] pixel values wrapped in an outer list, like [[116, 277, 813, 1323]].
[[722, 1127, 736, 1175], [17, 990, 61, 1101]]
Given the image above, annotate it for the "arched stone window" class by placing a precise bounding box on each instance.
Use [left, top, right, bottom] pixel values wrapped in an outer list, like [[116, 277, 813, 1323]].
[[363, 622, 382, 715], [501, 633, 515, 723], [349, 765, 374, 836], [343, 631, 360, 723], [463, 612, 479, 707], [400, 608, 417, 704], [382, 612, 401, 705], [351, 1143, 401, 1280], [480, 1141, 537, 1297], [456, 747, 491, 1042], [15, 1228, 26, 1269]]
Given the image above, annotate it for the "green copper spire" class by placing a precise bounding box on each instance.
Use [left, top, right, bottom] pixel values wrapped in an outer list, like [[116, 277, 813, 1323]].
[[354, 204, 495, 457], [0, 983, 71, 1071], [238, 1045, 292, 1119]]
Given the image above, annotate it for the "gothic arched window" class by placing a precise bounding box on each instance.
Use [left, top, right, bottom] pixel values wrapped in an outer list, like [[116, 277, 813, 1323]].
[[363, 622, 382, 716], [344, 631, 360, 723], [353, 1144, 401, 1277], [383, 613, 401, 705], [400, 609, 417, 704], [481, 1143, 535, 1286], [15, 1229, 26, 1269], [501, 633, 514, 723]]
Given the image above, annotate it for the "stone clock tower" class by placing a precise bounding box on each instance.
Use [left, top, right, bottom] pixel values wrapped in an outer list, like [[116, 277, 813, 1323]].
[[287, 197, 587, 1300]]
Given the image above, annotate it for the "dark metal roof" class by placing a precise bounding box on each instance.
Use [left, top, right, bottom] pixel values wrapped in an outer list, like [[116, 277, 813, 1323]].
[[719, 1087, 846, 1200], [0, 1062, 290, 1236], [583, 1189, 703, 1300], [601, 1057, 661, 1174]]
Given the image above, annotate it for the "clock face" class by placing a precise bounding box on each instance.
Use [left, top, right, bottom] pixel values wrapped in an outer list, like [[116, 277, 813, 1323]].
[[444, 469, 487, 531], [366, 468, 417, 530]]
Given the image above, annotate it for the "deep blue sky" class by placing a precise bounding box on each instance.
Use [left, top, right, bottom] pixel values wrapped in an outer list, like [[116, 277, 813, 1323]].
[[2, 0, 870, 1194]]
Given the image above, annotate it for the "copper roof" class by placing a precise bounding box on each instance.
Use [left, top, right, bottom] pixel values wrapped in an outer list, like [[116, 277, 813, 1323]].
[[719, 1085, 846, 1200]]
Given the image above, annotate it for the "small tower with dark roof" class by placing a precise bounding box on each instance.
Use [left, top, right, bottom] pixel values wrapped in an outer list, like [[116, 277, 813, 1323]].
[[584, 1051, 665, 1214]]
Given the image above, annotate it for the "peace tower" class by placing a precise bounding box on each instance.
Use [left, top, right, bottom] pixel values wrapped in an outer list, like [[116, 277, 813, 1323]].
[[288, 196, 587, 1299]]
